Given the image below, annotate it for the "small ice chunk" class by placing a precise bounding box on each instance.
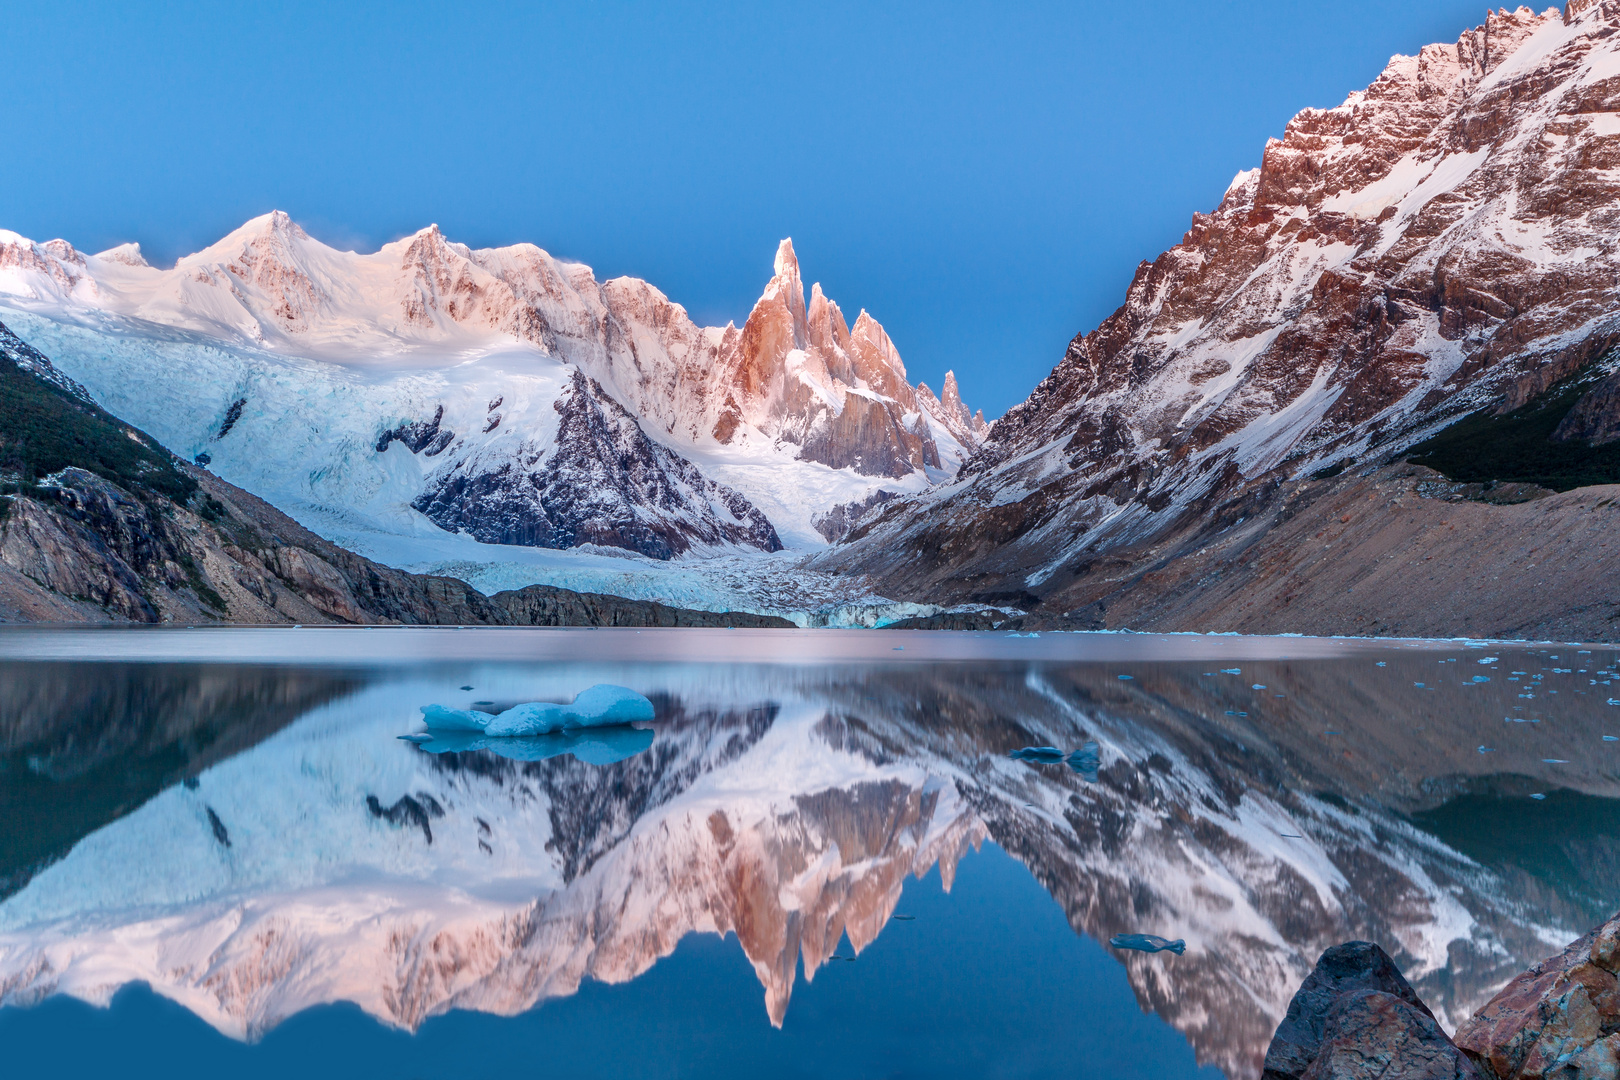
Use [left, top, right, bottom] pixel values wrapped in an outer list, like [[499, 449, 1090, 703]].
[[1010, 746, 1067, 764], [419, 704, 497, 732], [1110, 934, 1185, 955]]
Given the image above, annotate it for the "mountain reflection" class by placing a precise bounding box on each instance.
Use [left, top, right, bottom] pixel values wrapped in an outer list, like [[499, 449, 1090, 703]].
[[2, 645, 1618, 1079]]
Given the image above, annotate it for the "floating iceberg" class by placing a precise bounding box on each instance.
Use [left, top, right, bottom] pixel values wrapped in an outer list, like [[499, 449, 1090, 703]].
[[420, 684, 655, 737], [1110, 934, 1186, 955], [413, 726, 655, 764]]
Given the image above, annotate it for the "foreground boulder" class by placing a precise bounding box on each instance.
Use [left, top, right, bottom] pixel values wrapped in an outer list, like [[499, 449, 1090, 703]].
[[1453, 912, 1620, 1080], [1264, 941, 1481, 1080]]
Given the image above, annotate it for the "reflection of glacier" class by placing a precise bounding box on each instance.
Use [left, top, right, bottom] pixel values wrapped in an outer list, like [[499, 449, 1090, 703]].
[[2, 656, 1616, 1079]]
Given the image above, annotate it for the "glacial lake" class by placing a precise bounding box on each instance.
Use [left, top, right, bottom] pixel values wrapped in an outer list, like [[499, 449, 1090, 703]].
[[3, 627, 1619, 1080]]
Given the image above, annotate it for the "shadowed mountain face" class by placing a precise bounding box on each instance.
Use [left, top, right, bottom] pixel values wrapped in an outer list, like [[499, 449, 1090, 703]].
[[1, 641, 1616, 1078]]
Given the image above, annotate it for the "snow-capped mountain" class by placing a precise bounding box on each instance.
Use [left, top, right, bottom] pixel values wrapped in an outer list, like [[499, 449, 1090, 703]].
[[821, 3, 1620, 604], [0, 215, 985, 581], [0, 656, 1610, 1077]]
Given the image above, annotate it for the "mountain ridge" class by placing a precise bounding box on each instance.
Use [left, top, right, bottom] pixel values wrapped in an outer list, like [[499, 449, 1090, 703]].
[[817, 2, 1620, 633]]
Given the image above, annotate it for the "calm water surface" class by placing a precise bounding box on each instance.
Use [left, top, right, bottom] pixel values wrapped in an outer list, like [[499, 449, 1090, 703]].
[[3, 627, 1619, 1080]]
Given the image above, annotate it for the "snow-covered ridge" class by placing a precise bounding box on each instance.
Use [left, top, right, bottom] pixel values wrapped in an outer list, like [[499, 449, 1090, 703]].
[[0, 216, 987, 589]]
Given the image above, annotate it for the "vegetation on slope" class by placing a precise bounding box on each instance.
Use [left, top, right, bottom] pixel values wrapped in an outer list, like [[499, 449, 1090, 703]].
[[0, 325, 195, 504], [1407, 374, 1620, 492]]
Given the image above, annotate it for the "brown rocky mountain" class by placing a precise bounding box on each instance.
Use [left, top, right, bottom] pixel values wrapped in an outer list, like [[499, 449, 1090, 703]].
[[819, 3, 1620, 631]]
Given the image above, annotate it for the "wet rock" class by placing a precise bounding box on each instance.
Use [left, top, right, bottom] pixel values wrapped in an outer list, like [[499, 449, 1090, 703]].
[[1265, 941, 1458, 1080], [1300, 989, 1485, 1080], [884, 608, 1009, 630], [1454, 912, 1620, 1079]]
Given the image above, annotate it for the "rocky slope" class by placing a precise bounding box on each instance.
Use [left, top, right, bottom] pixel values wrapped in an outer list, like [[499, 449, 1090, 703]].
[[918, 463, 1620, 641], [821, 2, 1620, 626], [0, 216, 986, 569], [0, 319, 789, 626]]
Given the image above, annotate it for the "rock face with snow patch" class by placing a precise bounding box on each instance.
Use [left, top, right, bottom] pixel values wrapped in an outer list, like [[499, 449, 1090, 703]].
[[706, 240, 988, 477], [824, 3, 1620, 605], [412, 371, 781, 558]]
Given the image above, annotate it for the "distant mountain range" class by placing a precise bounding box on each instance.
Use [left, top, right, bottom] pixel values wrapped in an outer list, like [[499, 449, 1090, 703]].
[[0, 216, 983, 573]]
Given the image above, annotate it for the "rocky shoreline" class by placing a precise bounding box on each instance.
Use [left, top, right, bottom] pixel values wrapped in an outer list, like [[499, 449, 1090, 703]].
[[1269, 913, 1620, 1080]]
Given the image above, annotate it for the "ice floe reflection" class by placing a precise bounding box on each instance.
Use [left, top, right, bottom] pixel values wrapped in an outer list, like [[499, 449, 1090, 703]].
[[2, 632, 1620, 1079]]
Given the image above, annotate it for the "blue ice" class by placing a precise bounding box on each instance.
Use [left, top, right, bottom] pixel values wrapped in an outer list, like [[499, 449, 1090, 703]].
[[415, 726, 655, 764], [1110, 934, 1186, 955], [421, 684, 655, 736]]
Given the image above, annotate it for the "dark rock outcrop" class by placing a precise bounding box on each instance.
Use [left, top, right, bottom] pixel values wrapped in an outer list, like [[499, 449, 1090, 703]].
[[375, 404, 455, 455], [812, 489, 899, 543], [1265, 942, 1480, 1080], [1553, 374, 1620, 446], [413, 371, 782, 559], [490, 583, 792, 628], [1301, 991, 1484, 1080]]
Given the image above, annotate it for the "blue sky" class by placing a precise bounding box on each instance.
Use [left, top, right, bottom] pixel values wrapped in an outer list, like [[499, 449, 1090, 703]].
[[3, 1, 1487, 416]]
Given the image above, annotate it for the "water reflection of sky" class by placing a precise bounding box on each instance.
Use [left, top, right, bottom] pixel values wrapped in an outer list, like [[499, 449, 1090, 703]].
[[2, 628, 1618, 1080]]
